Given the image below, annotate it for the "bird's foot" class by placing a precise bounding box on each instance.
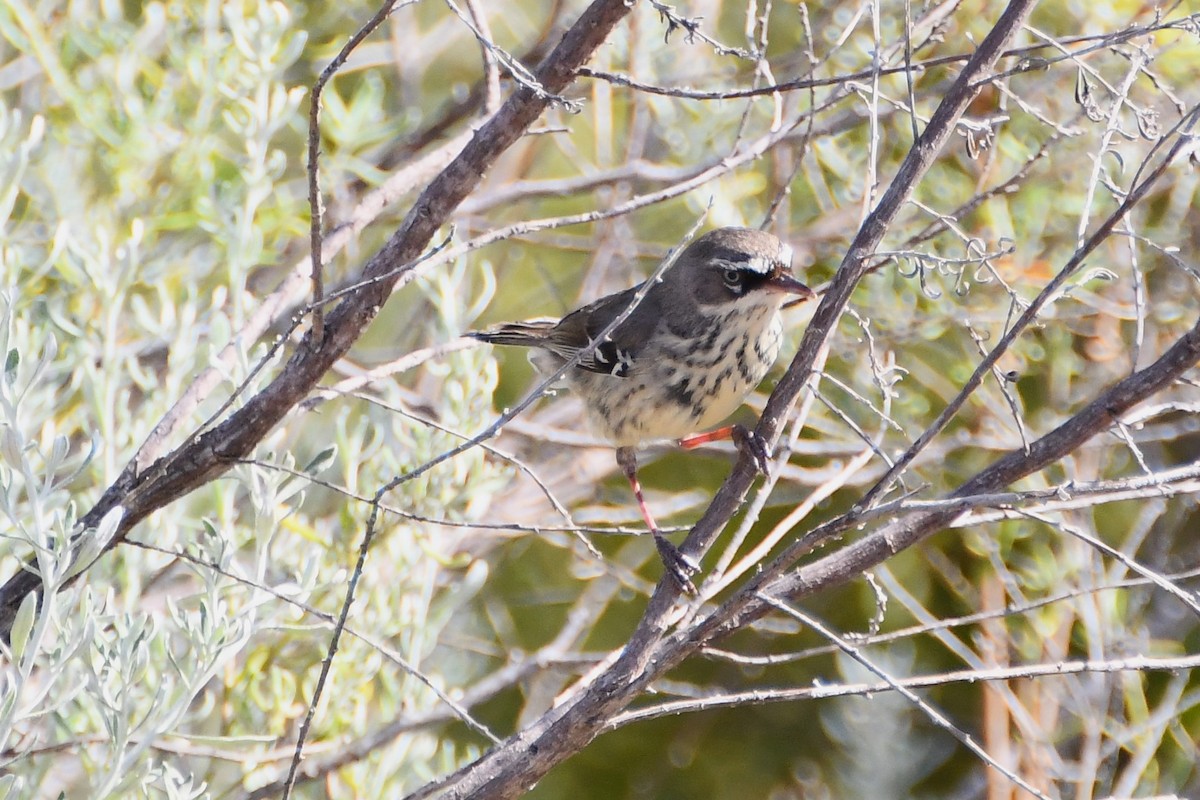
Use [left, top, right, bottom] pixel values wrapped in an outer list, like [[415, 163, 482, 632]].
[[652, 532, 699, 596], [730, 424, 772, 477]]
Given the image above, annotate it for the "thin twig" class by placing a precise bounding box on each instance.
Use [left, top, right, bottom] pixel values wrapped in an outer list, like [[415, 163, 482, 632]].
[[759, 595, 1053, 800], [577, 14, 1195, 101], [857, 107, 1200, 511], [609, 652, 1200, 728], [308, 0, 408, 345]]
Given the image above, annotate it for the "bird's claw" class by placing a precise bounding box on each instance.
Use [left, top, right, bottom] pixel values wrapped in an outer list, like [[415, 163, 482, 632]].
[[731, 424, 772, 477], [653, 532, 699, 595]]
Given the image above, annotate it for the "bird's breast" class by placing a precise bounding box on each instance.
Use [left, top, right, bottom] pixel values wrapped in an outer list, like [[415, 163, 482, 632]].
[[570, 305, 784, 446]]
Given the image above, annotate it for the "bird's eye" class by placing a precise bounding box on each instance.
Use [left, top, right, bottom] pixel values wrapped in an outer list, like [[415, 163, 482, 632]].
[[722, 268, 743, 288]]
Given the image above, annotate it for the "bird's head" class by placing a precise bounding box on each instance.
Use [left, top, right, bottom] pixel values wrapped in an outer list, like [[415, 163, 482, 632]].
[[671, 227, 814, 311]]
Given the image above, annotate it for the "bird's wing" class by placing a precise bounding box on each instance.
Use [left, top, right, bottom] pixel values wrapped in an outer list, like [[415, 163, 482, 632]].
[[465, 319, 557, 347], [545, 284, 660, 377]]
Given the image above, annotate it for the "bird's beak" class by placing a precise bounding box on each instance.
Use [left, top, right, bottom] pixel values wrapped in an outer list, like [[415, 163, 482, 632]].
[[766, 270, 814, 300]]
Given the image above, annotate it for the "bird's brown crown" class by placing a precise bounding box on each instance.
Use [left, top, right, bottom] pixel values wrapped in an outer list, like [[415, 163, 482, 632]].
[[670, 227, 804, 308]]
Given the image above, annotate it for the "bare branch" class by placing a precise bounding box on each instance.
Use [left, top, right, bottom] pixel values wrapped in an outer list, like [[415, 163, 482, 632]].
[[307, 1, 411, 344], [609, 652, 1200, 728]]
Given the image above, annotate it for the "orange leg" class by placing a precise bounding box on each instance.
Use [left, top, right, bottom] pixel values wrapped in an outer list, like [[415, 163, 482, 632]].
[[616, 447, 698, 595], [616, 446, 660, 532], [678, 423, 772, 476], [678, 425, 737, 450]]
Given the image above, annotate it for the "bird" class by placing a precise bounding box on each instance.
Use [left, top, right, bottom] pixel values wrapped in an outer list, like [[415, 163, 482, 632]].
[[467, 227, 814, 593]]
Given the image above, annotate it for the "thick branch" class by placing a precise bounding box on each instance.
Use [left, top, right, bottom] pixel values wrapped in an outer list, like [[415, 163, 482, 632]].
[[0, 0, 636, 638]]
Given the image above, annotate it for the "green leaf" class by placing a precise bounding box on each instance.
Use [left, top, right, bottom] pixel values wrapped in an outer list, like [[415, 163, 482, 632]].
[[303, 445, 337, 475], [4, 348, 17, 385], [9, 591, 37, 663]]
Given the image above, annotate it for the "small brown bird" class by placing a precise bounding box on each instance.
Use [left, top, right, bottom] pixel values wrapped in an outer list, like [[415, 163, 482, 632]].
[[468, 227, 814, 591]]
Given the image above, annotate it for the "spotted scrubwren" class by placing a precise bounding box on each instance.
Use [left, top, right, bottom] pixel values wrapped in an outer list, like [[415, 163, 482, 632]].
[[468, 227, 814, 592]]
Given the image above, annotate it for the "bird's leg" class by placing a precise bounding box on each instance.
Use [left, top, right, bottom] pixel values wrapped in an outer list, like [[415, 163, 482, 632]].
[[679, 424, 772, 477], [615, 446, 698, 595]]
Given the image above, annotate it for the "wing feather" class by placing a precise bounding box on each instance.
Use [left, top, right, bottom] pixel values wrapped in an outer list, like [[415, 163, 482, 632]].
[[548, 284, 661, 377]]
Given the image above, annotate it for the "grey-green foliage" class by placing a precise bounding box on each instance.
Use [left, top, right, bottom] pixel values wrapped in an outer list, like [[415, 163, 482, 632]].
[[0, 2, 506, 796]]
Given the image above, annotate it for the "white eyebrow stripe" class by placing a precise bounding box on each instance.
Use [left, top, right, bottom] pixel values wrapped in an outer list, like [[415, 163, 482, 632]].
[[743, 256, 772, 275]]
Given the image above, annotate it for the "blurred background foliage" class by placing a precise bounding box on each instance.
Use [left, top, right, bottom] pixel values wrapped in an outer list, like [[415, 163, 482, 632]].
[[1, 0, 1199, 797]]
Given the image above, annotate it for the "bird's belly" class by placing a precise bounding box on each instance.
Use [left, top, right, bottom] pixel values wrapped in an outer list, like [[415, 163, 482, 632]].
[[572, 311, 783, 447]]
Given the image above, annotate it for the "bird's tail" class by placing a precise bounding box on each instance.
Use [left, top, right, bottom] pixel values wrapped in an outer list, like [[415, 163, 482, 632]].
[[464, 320, 557, 348]]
